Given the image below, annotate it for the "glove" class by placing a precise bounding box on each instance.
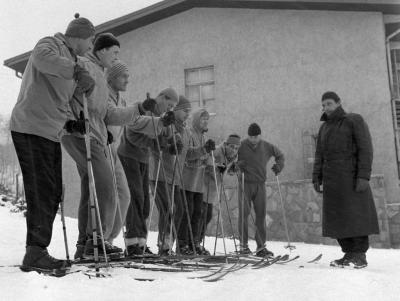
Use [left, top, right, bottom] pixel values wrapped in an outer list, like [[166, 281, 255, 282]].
[[64, 111, 86, 135], [168, 135, 184, 155], [227, 162, 240, 174], [217, 163, 227, 174], [142, 97, 157, 113], [271, 164, 282, 176], [313, 181, 322, 193], [160, 111, 175, 127], [355, 178, 369, 192], [107, 131, 114, 145], [204, 139, 216, 153], [73, 64, 95, 96]]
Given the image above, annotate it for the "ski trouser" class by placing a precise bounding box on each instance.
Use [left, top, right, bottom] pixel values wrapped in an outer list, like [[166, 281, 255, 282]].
[[61, 135, 116, 245], [199, 202, 213, 242], [11, 131, 63, 248], [238, 181, 267, 249], [178, 191, 203, 247], [106, 144, 130, 243], [150, 181, 183, 250], [337, 236, 369, 253], [119, 154, 150, 246]]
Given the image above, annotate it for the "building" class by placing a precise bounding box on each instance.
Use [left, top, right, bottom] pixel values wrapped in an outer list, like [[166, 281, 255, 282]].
[[4, 0, 400, 247]]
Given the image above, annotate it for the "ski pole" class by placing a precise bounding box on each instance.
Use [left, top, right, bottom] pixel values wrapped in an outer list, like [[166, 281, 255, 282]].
[[60, 184, 70, 263], [211, 150, 227, 257], [107, 144, 128, 251], [220, 178, 238, 254], [240, 173, 245, 250], [147, 93, 181, 255], [169, 124, 197, 256], [202, 175, 211, 250], [82, 94, 108, 273], [276, 175, 295, 251], [142, 156, 161, 259]]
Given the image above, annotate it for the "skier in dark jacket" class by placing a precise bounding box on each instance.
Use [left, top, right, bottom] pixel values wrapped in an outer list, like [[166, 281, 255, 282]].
[[312, 91, 379, 269], [237, 123, 284, 257]]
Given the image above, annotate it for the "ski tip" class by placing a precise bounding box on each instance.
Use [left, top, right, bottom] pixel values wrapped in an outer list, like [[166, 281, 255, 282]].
[[134, 278, 156, 281]]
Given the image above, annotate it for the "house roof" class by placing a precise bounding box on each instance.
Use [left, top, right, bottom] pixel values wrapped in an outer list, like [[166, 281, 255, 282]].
[[4, 0, 400, 75]]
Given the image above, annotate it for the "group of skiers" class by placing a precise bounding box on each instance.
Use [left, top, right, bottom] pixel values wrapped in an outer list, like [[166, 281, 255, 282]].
[[9, 14, 379, 275]]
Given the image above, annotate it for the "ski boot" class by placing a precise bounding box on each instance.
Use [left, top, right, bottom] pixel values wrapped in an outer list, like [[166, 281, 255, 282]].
[[255, 247, 274, 258], [330, 253, 352, 267], [347, 252, 368, 269], [20, 246, 69, 274], [238, 246, 252, 255], [74, 244, 85, 260], [159, 248, 175, 256], [195, 244, 211, 255], [84, 238, 123, 256], [176, 245, 193, 255], [125, 244, 144, 257]]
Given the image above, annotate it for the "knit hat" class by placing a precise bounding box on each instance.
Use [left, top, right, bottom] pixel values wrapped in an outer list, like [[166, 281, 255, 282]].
[[174, 95, 191, 111], [65, 13, 95, 39], [158, 88, 178, 103], [226, 134, 241, 145], [321, 91, 340, 103], [248, 123, 261, 136], [107, 61, 129, 83], [93, 33, 120, 53]]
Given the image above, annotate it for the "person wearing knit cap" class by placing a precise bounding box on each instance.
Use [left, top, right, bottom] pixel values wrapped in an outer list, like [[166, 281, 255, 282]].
[[237, 123, 285, 257], [147, 95, 189, 255], [200, 133, 242, 253], [91, 61, 131, 252], [313, 91, 378, 268], [117, 88, 178, 257], [176, 108, 216, 255], [9, 14, 96, 274], [62, 35, 175, 258]]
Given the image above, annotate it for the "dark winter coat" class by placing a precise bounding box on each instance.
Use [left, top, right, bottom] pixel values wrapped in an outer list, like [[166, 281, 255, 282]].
[[312, 106, 379, 239]]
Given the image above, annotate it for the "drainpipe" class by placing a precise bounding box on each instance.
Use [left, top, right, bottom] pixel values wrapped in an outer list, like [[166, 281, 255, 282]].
[[386, 28, 400, 181]]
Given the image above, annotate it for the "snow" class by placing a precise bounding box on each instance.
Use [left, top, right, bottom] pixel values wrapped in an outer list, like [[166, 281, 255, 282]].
[[1, 204, 400, 301]]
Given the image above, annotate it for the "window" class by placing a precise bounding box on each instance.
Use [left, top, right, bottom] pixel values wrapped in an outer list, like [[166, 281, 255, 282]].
[[185, 66, 215, 110]]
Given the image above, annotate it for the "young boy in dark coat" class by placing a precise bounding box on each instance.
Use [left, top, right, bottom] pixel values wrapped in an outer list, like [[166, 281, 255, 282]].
[[237, 123, 284, 257], [313, 91, 379, 269]]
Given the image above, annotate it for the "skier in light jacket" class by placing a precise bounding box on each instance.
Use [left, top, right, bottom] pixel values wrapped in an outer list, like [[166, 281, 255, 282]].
[[10, 14, 95, 274]]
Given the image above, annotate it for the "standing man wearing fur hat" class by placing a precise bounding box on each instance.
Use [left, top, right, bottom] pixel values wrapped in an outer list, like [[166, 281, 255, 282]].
[[313, 91, 379, 269], [62, 33, 156, 258], [118, 88, 178, 256], [10, 14, 95, 273], [177, 108, 216, 255], [237, 123, 285, 257], [200, 134, 241, 253]]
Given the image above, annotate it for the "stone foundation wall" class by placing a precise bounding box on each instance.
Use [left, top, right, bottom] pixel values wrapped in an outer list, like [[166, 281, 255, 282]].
[[203, 175, 394, 249]]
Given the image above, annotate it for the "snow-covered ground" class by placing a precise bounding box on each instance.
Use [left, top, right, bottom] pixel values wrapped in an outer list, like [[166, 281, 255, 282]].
[[1, 203, 400, 301]]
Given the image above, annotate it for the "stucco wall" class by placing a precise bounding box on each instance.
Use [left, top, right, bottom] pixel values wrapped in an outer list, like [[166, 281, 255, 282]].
[[116, 7, 399, 204]]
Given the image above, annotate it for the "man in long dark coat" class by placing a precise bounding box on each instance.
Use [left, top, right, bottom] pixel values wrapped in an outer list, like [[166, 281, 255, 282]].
[[312, 91, 379, 269]]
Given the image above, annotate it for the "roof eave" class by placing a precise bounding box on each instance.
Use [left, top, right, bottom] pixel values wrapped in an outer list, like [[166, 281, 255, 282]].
[[4, 0, 400, 74]]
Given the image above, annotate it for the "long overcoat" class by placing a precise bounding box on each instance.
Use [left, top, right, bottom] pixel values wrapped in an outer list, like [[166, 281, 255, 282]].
[[313, 106, 379, 238]]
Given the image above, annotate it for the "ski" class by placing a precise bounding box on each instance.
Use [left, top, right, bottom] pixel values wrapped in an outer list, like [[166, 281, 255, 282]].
[[188, 264, 228, 279], [122, 262, 204, 273], [252, 255, 282, 269], [307, 254, 322, 263], [19, 266, 75, 278], [276, 255, 300, 264], [203, 263, 249, 282]]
